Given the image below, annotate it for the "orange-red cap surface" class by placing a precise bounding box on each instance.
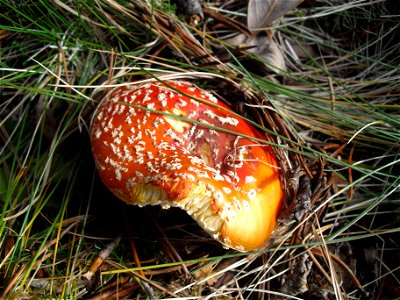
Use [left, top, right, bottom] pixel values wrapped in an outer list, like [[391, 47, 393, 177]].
[[90, 80, 283, 251]]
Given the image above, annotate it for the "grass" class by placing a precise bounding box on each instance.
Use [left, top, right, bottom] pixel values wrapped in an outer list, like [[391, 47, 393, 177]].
[[1, 0, 399, 299]]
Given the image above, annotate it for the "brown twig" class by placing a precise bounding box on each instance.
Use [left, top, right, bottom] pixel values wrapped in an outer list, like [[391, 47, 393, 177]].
[[347, 144, 355, 200], [203, 6, 251, 37], [82, 235, 121, 290]]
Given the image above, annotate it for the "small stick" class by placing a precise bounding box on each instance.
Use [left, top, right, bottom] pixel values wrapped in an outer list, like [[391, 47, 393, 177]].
[[82, 235, 121, 284], [125, 221, 145, 278], [141, 280, 157, 300]]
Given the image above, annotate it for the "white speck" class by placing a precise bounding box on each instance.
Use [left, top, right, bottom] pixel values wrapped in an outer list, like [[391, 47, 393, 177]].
[[115, 169, 122, 181], [242, 200, 250, 210], [209, 129, 218, 136], [194, 129, 204, 140], [217, 115, 239, 126], [226, 170, 239, 183], [135, 156, 144, 164], [189, 155, 204, 166], [123, 145, 133, 161], [104, 156, 128, 181], [94, 128, 102, 139], [247, 189, 257, 200], [157, 93, 167, 107], [96, 111, 104, 121], [165, 127, 186, 143], [114, 104, 126, 115], [107, 117, 114, 129], [178, 99, 187, 107], [188, 167, 209, 178], [212, 173, 224, 181], [223, 175, 232, 184], [146, 161, 157, 173], [189, 99, 200, 107], [234, 198, 241, 211], [207, 93, 219, 103], [188, 111, 197, 119], [145, 129, 156, 137], [165, 162, 183, 170], [245, 176, 257, 184], [222, 187, 231, 194], [147, 102, 156, 110], [204, 109, 216, 119], [179, 172, 196, 182], [110, 143, 119, 155], [134, 142, 145, 152], [187, 141, 195, 151], [130, 131, 142, 143], [157, 141, 175, 151], [111, 125, 122, 138], [213, 190, 224, 205], [214, 148, 219, 159], [129, 107, 137, 116], [143, 92, 152, 102], [225, 203, 236, 219], [125, 115, 132, 124]]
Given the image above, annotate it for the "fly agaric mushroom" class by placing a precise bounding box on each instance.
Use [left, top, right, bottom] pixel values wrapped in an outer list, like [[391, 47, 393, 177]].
[[90, 80, 283, 251]]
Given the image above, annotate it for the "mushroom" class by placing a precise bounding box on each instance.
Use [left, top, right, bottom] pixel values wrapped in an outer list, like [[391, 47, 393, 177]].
[[90, 80, 283, 251]]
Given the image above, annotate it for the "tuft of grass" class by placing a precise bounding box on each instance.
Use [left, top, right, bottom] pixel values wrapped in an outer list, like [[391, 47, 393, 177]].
[[1, 0, 399, 299]]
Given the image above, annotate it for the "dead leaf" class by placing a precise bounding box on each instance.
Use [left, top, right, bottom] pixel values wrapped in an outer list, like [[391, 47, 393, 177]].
[[248, 33, 287, 73], [247, 0, 304, 33], [225, 32, 287, 74]]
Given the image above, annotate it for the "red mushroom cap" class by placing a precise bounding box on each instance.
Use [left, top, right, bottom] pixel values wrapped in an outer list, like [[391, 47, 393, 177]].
[[90, 80, 283, 251]]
